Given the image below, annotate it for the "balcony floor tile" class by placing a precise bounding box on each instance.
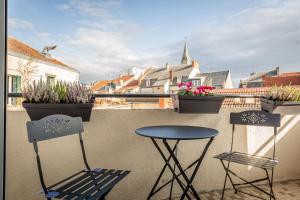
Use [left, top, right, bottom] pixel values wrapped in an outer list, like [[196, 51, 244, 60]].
[[167, 179, 300, 200]]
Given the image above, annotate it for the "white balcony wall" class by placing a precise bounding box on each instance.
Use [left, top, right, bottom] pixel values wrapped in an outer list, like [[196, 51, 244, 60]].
[[6, 109, 300, 200]]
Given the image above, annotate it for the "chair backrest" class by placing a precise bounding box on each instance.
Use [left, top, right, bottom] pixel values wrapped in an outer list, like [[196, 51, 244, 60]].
[[230, 110, 280, 127], [26, 115, 90, 195], [26, 114, 84, 143]]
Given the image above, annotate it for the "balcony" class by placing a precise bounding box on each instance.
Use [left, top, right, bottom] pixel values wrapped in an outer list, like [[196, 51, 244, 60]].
[[6, 105, 300, 200]]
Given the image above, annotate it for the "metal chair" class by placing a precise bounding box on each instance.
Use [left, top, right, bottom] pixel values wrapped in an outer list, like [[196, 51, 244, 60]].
[[26, 114, 130, 200], [214, 110, 280, 200]]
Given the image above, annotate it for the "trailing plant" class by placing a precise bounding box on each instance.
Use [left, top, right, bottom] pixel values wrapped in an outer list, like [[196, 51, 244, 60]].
[[22, 79, 93, 104], [177, 82, 215, 96], [266, 85, 300, 102]]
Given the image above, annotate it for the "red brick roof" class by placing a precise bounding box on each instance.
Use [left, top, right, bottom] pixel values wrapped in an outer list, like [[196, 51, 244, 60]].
[[124, 80, 139, 88], [92, 75, 134, 92], [113, 75, 133, 84], [213, 87, 270, 107], [7, 37, 77, 71], [213, 87, 269, 96], [92, 80, 111, 92], [263, 72, 300, 87]]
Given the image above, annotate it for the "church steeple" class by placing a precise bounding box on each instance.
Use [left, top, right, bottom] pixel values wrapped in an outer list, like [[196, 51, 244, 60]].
[[181, 42, 191, 65]]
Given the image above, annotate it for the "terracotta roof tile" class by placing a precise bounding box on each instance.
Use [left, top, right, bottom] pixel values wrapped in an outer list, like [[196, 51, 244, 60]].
[[212, 87, 270, 107], [124, 80, 139, 88], [113, 75, 133, 84], [92, 80, 111, 92], [7, 37, 77, 71]]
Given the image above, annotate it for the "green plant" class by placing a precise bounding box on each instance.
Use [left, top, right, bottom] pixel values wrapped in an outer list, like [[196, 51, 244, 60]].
[[22, 79, 93, 104], [266, 85, 300, 102]]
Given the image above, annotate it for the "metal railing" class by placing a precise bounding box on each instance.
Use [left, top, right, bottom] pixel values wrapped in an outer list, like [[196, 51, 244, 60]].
[[7, 92, 262, 98]]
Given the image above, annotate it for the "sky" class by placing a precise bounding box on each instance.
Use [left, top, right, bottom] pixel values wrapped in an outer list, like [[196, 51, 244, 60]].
[[8, 0, 300, 84]]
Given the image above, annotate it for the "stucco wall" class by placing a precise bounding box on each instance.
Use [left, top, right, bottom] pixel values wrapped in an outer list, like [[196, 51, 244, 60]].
[[6, 109, 300, 200], [7, 54, 79, 83]]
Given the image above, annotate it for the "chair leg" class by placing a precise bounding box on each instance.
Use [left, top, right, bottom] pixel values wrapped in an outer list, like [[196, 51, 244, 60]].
[[221, 160, 232, 200], [266, 169, 276, 200]]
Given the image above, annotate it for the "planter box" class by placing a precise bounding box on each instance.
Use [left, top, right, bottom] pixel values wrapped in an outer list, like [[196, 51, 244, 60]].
[[22, 103, 94, 121], [260, 97, 300, 115], [171, 95, 225, 113]]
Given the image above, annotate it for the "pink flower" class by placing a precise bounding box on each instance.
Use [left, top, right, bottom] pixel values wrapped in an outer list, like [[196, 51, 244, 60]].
[[185, 82, 192, 88], [193, 89, 200, 95], [177, 82, 184, 88]]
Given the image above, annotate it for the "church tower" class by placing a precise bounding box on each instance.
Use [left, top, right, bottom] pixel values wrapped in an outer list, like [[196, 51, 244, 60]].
[[181, 42, 191, 65]]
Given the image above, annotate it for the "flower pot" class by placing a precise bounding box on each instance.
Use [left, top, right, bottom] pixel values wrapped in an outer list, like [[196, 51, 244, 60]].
[[260, 97, 300, 115], [22, 103, 94, 121], [171, 95, 225, 113]]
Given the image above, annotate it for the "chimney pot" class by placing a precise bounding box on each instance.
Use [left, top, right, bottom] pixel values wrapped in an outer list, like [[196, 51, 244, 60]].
[[192, 60, 199, 68]]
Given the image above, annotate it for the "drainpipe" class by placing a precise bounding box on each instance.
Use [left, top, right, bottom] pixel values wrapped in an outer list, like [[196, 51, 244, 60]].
[[0, 0, 6, 199]]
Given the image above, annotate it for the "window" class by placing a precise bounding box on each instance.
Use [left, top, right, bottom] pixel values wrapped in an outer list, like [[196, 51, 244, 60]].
[[46, 75, 56, 85], [11, 75, 21, 93], [181, 76, 188, 83], [8, 75, 21, 105], [192, 79, 201, 87], [172, 77, 177, 85]]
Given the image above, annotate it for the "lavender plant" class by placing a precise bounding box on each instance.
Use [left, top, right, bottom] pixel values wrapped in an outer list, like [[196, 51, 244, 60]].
[[22, 79, 93, 104], [266, 85, 300, 102]]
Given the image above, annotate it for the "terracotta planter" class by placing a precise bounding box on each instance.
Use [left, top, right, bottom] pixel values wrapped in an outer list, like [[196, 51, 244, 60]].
[[260, 97, 300, 115], [22, 103, 94, 121], [171, 95, 225, 113]]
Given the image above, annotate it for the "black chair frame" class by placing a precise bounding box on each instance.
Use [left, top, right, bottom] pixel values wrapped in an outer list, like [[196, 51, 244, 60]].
[[215, 110, 280, 200], [26, 114, 130, 200]]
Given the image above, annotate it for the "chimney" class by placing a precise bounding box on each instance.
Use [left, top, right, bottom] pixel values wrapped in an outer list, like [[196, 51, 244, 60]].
[[262, 75, 266, 87], [276, 67, 279, 75], [169, 69, 174, 81], [166, 62, 171, 70], [192, 60, 199, 68]]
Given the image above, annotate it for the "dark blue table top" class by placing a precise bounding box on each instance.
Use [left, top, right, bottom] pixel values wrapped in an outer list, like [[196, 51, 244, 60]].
[[135, 126, 218, 140]]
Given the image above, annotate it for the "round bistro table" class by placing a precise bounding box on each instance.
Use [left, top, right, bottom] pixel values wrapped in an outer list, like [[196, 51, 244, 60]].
[[135, 125, 219, 200]]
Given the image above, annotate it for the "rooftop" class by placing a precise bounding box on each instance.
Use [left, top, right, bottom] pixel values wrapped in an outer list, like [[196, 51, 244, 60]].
[[195, 70, 229, 87], [7, 37, 78, 72]]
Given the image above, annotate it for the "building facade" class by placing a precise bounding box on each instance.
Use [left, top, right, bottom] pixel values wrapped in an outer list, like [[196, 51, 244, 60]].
[[239, 67, 279, 88], [7, 37, 79, 98], [139, 43, 200, 94]]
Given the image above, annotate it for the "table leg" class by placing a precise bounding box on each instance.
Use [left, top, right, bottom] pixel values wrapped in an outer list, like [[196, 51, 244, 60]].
[[163, 139, 201, 200], [178, 137, 214, 200], [147, 140, 179, 200], [151, 138, 193, 200], [169, 146, 178, 200]]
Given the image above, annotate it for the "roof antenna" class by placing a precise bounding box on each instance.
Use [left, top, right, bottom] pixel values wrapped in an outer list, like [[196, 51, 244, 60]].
[[41, 45, 57, 57]]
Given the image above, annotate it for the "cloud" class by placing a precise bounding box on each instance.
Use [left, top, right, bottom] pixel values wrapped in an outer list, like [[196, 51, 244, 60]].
[[56, 0, 122, 18], [55, 0, 300, 84], [184, 0, 300, 81], [55, 0, 155, 82], [8, 18, 34, 30]]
